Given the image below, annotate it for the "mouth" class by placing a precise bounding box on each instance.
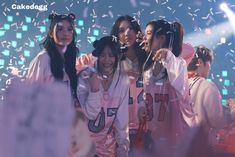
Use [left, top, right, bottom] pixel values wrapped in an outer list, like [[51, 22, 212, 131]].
[[103, 64, 113, 68], [125, 38, 133, 45], [62, 38, 71, 41]]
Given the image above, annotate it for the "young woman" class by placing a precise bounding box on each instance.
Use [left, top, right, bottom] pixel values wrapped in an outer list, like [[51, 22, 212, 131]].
[[139, 19, 196, 156], [77, 36, 129, 157], [27, 13, 79, 104], [110, 15, 150, 153], [75, 16, 149, 153]]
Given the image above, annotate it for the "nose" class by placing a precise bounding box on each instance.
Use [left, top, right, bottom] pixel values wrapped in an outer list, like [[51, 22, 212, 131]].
[[63, 30, 71, 36], [104, 55, 109, 61], [124, 28, 130, 36]]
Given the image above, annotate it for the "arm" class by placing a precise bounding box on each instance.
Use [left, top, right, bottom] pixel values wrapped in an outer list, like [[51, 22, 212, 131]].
[[203, 82, 227, 129], [155, 49, 188, 97], [115, 77, 129, 157], [77, 71, 102, 120]]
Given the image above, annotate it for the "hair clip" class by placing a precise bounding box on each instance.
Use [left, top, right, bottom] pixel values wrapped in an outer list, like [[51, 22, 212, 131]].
[[68, 13, 76, 20], [48, 13, 76, 21], [48, 13, 58, 20]]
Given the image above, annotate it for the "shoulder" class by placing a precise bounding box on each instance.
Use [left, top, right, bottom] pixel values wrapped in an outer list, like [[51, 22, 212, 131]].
[[33, 50, 49, 62], [200, 78, 218, 89], [117, 71, 130, 87], [192, 77, 219, 93]]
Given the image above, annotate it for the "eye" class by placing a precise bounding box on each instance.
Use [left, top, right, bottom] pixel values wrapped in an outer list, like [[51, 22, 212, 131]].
[[68, 27, 73, 32], [118, 28, 125, 34], [108, 53, 115, 57], [100, 54, 105, 58]]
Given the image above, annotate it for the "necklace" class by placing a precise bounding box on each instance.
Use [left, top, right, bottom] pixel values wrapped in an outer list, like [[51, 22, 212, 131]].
[[101, 73, 114, 91]]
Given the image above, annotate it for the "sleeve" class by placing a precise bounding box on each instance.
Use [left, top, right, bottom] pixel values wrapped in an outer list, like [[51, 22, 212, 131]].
[[77, 72, 102, 120], [26, 54, 47, 82], [161, 50, 189, 98], [76, 53, 96, 74], [115, 76, 130, 157], [203, 82, 227, 129]]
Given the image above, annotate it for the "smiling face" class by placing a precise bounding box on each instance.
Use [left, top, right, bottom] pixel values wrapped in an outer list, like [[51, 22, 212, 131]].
[[118, 20, 137, 47], [98, 46, 116, 76], [51, 20, 74, 48]]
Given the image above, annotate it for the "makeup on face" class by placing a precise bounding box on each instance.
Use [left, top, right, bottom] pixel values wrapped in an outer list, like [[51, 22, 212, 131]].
[[118, 20, 136, 47], [53, 20, 74, 48], [98, 46, 116, 77]]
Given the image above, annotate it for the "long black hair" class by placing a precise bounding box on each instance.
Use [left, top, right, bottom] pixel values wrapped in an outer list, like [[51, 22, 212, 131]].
[[143, 19, 184, 71], [41, 13, 79, 99], [110, 15, 148, 73], [147, 19, 184, 57]]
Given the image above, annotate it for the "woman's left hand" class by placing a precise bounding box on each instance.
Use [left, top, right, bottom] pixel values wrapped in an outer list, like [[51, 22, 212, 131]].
[[152, 48, 169, 62]]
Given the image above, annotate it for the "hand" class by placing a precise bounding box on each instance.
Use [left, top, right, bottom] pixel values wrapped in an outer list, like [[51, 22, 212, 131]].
[[227, 98, 235, 110], [152, 48, 169, 62], [74, 98, 81, 108], [69, 140, 80, 157], [136, 31, 144, 43], [87, 72, 101, 92], [138, 106, 147, 123]]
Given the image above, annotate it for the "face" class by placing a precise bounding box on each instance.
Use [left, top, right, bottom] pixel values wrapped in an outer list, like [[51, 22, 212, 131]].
[[51, 20, 74, 47], [198, 60, 211, 78], [118, 20, 137, 47], [98, 46, 116, 75], [144, 24, 164, 53]]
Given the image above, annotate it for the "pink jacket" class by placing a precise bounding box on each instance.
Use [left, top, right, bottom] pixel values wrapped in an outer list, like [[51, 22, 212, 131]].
[[143, 50, 196, 147], [77, 66, 130, 157], [27, 50, 69, 83]]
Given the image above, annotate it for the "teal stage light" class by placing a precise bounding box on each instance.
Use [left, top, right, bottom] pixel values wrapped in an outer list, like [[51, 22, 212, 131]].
[[93, 29, 99, 36], [24, 50, 30, 57], [7, 16, 13, 22], [11, 41, 17, 48], [4, 24, 10, 30], [16, 33, 22, 39], [78, 20, 84, 26], [222, 89, 228, 95], [76, 28, 81, 34], [22, 25, 28, 31], [222, 70, 228, 77], [0, 59, 5, 66], [2, 50, 10, 56], [224, 79, 230, 86], [25, 16, 32, 23], [0, 30, 5, 36]]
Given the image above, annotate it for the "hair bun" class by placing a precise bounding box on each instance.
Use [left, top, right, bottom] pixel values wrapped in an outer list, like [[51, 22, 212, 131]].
[[68, 13, 76, 20], [48, 13, 57, 20], [93, 39, 100, 49]]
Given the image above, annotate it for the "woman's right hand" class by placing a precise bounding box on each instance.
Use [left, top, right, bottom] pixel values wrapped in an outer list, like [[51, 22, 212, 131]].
[[87, 72, 101, 92], [138, 106, 147, 123]]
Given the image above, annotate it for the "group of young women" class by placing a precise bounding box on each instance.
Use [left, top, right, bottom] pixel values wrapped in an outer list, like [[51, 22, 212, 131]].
[[26, 12, 235, 157]]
